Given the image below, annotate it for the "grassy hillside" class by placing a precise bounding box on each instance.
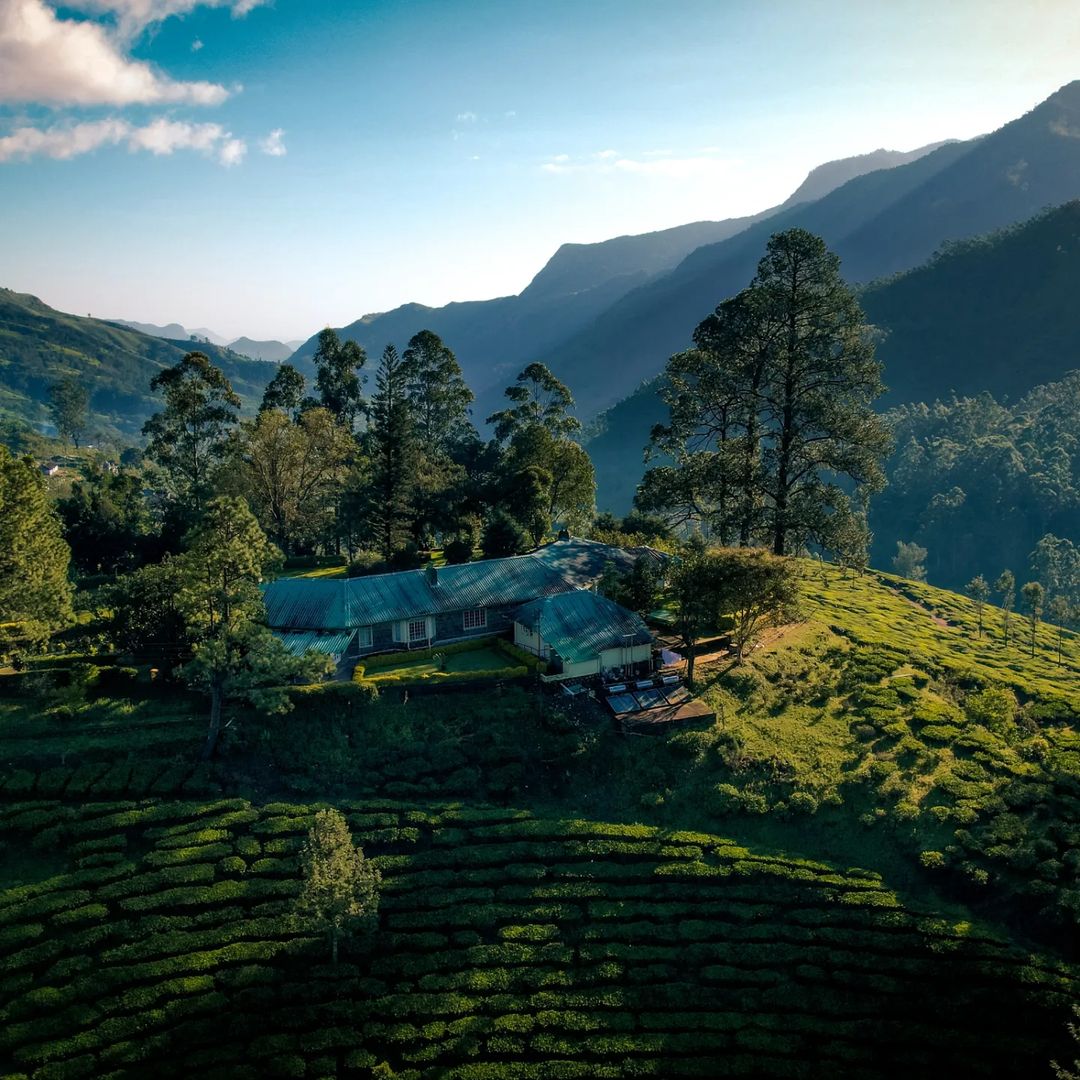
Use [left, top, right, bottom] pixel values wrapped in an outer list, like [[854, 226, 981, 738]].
[[0, 290, 277, 441], [1, 799, 1075, 1079], [2, 565, 1079, 1075]]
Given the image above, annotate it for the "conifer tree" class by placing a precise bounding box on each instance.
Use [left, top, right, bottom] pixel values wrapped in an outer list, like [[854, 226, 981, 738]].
[[296, 808, 380, 965], [366, 344, 416, 559], [640, 229, 889, 555]]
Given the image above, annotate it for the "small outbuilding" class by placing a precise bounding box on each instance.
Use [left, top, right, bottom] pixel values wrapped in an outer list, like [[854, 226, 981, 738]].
[[511, 590, 654, 681]]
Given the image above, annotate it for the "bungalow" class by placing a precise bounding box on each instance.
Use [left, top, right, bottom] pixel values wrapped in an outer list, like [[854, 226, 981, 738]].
[[262, 537, 667, 673], [511, 590, 654, 680]]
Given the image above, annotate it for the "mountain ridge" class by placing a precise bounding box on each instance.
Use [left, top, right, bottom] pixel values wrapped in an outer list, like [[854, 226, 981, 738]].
[[287, 141, 948, 393]]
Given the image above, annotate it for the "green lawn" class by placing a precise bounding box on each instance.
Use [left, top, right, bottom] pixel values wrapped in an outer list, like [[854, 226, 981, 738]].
[[366, 645, 510, 678]]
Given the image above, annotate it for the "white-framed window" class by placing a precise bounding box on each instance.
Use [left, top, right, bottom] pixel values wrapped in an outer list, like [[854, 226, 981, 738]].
[[408, 618, 428, 643], [462, 608, 487, 630], [356, 626, 373, 648]]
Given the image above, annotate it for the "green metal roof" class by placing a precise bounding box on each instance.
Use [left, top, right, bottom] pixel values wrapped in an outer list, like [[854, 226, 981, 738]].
[[262, 552, 573, 630], [529, 538, 669, 588], [511, 590, 653, 666], [272, 629, 356, 656]]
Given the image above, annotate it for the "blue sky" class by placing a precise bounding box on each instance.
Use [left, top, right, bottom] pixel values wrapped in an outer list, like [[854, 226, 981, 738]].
[[1, 0, 1079, 341]]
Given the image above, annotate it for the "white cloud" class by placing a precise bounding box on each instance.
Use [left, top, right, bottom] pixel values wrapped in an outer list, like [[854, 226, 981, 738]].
[[455, 110, 477, 124], [504, 109, 516, 119], [0, 115, 247, 164], [0, 0, 231, 105], [65, 0, 268, 38], [541, 148, 734, 180], [259, 127, 285, 156], [190, 35, 202, 50], [217, 135, 245, 166]]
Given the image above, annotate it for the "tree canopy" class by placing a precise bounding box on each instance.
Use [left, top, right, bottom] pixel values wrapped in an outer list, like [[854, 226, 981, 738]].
[[640, 229, 890, 556], [0, 446, 74, 652], [142, 351, 241, 516]]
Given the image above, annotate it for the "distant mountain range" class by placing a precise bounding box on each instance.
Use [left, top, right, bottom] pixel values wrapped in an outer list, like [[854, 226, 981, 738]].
[[0, 292, 277, 440], [579, 80, 1080, 510], [287, 142, 946, 392], [587, 198, 1080, 513], [114, 321, 302, 363]]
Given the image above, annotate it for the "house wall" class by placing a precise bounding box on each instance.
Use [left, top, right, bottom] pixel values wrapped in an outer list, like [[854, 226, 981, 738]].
[[513, 622, 552, 660], [347, 605, 519, 659], [599, 644, 652, 673]]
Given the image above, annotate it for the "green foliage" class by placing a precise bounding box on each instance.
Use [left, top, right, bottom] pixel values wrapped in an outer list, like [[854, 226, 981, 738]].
[[0, 446, 74, 652], [175, 497, 329, 757], [311, 328, 367, 430], [893, 540, 928, 582], [640, 228, 889, 555], [295, 808, 380, 963], [46, 377, 89, 448], [141, 351, 241, 516]]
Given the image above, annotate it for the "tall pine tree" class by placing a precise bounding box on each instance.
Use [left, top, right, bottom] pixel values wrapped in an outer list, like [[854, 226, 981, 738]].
[[366, 344, 416, 558]]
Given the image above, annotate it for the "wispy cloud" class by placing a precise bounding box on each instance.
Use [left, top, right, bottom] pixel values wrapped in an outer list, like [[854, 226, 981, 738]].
[[190, 36, 203, 51], [0, 0, 232, 106], [0, 116, 247, 165], [541, 147, 734, 180], [259, 127, 286, 156], [64, 0, 269, 38], [455, 110, 478, 125]]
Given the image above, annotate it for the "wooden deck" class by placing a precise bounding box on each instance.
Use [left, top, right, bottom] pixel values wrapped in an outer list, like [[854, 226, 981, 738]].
[[614, 697, 715, 733]]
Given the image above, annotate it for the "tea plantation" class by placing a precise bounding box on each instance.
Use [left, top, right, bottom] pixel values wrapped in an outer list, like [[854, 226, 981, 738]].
[[1, 798, 1077, 1079], [2, 563, 1080, 1076]]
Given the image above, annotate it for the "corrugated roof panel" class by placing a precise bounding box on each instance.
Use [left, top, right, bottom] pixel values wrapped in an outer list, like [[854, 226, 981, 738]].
[[511, 590, 653, 665], [262, 551, 574, 630], [529, 538, 669, 588], [272, 629, 356, 656]]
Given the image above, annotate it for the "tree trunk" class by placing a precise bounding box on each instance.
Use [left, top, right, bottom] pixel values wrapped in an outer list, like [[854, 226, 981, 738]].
[[331, 927, 339, 965], [201, 682, 223, 760], [686, 645, 696, 686]]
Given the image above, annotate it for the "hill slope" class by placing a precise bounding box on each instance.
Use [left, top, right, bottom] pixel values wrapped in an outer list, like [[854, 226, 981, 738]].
[[2, 563, 1079, 1075], [0, 290, 277, 440], [288, 144, 944, 396], [228, 336, 297, 363], [863, 200, 1080, 404]]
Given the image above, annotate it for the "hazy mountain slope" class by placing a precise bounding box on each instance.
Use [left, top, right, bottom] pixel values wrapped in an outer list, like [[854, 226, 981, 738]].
[[0, 290, 276, 439], [865, 200, 1080, 405], [289, 144, 944, 395], [525, 81, 1080, 427], [475, 140, 973, 426], [115, 319, 191, 340], [777, 142, 952, 208], [228, 336, 297, 363], [589, 196, 1080, 514]]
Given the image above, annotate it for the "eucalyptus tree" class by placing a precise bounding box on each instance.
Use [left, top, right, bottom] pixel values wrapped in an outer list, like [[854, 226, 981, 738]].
[[142, 351, 240, 516]]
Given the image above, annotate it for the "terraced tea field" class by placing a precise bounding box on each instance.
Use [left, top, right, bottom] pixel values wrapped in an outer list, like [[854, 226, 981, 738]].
[[1, 798, 1076, 1079]]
